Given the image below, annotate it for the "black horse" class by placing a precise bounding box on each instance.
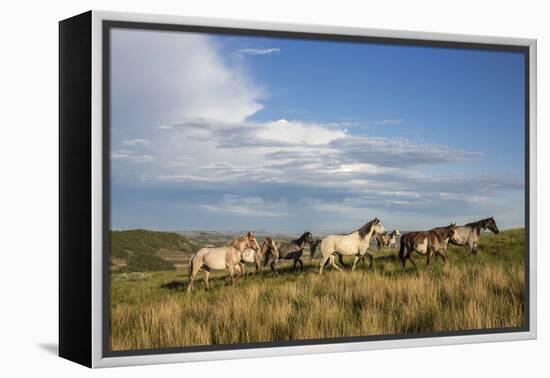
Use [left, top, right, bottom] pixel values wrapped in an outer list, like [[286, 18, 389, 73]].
[[269, 232, 313, 272]]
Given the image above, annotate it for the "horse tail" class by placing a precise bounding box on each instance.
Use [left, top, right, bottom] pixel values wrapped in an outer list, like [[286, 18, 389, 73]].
[[398, 240, 405, 261], [309, 242, 317, 260], [187, 253, 196, 277]]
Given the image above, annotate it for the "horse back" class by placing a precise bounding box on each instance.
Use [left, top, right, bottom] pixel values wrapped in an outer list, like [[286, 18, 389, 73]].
[[402, 231, 430, 255], [200, 246, 231, 270], [320, 232, 363, 257], [450, 226, 473, 245]]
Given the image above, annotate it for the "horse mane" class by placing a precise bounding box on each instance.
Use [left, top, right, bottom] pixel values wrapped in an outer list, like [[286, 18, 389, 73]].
[[431, 224, 455, 240], [465, 218, 491, 228], [227, 234, 248, 249], [465, 218, 492, 234], [353, 219, 376, 239], [293, 232, 310, 245]]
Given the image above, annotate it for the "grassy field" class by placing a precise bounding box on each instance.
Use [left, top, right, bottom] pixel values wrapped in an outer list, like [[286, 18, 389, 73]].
[[109, 228, 525, 351]]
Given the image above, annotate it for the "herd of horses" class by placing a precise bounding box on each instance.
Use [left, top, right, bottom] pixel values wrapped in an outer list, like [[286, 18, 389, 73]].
[[186, 217, 500, 291]]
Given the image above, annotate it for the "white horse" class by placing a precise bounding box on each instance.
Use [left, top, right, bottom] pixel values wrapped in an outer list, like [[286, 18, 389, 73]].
[[187, 232, 260, 292], [388, 229, 401, 249], [319, 218, 386, 274]]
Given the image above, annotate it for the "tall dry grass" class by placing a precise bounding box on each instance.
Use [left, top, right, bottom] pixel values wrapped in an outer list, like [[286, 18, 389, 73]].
[[110, 229, 525, 351]]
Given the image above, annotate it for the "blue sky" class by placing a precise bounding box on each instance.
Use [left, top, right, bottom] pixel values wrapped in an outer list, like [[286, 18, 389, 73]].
[[110, 28, 525, 233]]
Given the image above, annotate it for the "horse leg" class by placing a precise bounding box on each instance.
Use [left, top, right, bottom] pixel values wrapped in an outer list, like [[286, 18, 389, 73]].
[[338, 253, 347, 268], [319, 255, 330, 275], [270, 261, 278, 276], [399, 245, 407, 268], [187, 270, 196, 292], [187, 261, 201, 292], [408, 255, 417, 268], [203, 270, 211, 291], [330, 255, 343, 272], [352, 256, 359, 271], [227, 264, 236, 285], [293, 258, 298, 271], [365, 251, 374, 268], [238, 263, 245, 280], [298, 258, 303, 272], [254, 254, 261, 274]]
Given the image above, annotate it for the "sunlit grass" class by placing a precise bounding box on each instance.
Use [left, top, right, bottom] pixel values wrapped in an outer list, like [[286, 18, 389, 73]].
[[110, 228, 525, 351]]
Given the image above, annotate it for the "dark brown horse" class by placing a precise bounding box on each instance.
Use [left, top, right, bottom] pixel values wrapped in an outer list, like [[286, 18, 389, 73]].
[[399, 223, 457, 267]]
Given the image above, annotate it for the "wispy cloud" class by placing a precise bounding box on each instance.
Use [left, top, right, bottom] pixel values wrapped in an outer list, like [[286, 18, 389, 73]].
[[375, 119, 405, 125], [111, 150, 155, 162], [237, 48, 281, 56], [201, 195, 288, 217], [122, 138, 151, 147]]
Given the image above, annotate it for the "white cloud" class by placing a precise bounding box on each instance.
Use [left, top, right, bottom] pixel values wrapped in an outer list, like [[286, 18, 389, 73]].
[[201, 195, 288, 217], [112, 29, 263, 125], [256, 119, 346, 146], [111, 150, 155, 162], [237, 48, 281, 55], [122, 138, 151, 147]]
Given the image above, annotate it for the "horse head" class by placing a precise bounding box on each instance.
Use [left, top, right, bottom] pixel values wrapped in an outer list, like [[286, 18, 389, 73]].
[[447, 223, 457, 239], [265, 236, 279, 261], [299, 231, 313, 244], [372, 218, 386, 236], [486, 217, 500, 234], [246, 231, 261, 252]]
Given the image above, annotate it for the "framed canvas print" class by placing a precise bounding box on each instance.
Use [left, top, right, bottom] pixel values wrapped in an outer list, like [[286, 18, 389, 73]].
[[59, 10, 537, 368]]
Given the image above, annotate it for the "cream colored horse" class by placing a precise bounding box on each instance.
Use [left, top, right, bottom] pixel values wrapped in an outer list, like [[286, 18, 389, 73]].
[[187, 232, 260, 292], [238, 236, 279, 275], [319, 218, 385, 274]]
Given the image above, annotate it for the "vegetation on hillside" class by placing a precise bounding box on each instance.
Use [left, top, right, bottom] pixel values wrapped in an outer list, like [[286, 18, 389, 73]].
[[110, 229, 199, 272], [110, 228, 526, 351]]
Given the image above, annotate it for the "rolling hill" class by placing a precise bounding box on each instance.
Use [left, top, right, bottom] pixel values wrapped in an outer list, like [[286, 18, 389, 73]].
[[110, 229, 200, 272]]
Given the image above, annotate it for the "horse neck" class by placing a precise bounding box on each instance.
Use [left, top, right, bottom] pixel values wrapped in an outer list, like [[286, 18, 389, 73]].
[[367, 227, 377, 240], [467, 220, 486, 235], [433, 228, 451, 242], [359, 228, 375, 242], [294, 235, 307, 248], [234, 239, 248, 253], [260, 243, 269, 256]]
